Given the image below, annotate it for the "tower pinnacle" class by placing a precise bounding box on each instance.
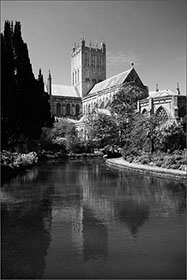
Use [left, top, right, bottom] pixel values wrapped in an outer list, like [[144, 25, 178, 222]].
[[176, 82, 180, 95], [156, 84, 159, 92], [48, 70, 51, 79]]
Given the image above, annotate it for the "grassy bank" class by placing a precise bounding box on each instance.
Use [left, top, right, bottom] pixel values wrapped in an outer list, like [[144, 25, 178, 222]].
[[122, 149, 187, 171]]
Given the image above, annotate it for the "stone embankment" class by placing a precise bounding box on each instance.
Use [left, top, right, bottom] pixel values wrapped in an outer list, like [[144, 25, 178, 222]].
[[106, 157, 186, 180]]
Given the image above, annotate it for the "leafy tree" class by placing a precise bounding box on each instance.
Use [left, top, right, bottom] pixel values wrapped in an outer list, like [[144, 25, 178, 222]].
[[84, 112, 119, 148], [110, 86, 147, 146], [156, 121, 186, 152], [40, 119, 82, 153]]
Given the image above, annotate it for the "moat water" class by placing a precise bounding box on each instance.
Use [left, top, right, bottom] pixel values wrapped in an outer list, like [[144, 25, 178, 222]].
[[1, 159, 186, 279]]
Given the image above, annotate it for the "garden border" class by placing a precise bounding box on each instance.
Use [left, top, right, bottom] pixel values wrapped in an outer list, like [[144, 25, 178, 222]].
[[106, 157, 187, 180]]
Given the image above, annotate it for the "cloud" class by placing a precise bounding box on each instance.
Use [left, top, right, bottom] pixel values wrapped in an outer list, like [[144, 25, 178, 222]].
[[106, 50, 141, 67]]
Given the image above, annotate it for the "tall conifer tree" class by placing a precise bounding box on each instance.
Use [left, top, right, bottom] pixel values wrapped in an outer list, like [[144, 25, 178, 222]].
[[1, 20, 53, 149]]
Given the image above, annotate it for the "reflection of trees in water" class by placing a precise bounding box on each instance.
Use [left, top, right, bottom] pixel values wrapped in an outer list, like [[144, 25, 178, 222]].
[[1, 189, 53, 279], [117, 172, 186, 218], [78, 162, 186, 239], [164, 181, 186, 214], [82, 206, 108, 262], [114, 199, 149, 237]]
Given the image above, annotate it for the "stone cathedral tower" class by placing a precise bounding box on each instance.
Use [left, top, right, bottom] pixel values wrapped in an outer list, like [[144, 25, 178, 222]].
[[71, 37, 106, 98]]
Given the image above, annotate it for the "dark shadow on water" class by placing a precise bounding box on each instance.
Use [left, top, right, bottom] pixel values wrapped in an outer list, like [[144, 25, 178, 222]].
[[1, 186, 53, 279]]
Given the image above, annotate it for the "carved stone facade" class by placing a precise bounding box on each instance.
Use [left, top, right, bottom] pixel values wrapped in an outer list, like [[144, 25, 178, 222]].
[[137, 88, 186, 123]]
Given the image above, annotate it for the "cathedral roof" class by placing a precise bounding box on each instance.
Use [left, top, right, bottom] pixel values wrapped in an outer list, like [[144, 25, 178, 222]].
[[52, 84, 80, 98], [88, 68, 133, 96], [148, 89, 178, 98]]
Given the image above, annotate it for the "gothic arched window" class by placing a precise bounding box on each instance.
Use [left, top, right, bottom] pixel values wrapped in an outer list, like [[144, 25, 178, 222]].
[[156, 106, 168, 124], [66, 103, 70, 115], [62, 104, 66, 116], [76, 104, 80, 116], [72, 104, 75, 115], [56, 103, 61, 115]]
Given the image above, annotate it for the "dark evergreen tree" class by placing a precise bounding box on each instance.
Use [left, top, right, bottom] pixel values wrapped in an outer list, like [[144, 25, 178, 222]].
[[1, 21, 18, 148], [1, 20, 53, 150]]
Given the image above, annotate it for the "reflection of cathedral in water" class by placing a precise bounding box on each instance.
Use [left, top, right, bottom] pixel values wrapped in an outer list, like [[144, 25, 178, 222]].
[[2, 161, 186, 279], [45, 160, 186, 266], [50, 162, 151, 264]]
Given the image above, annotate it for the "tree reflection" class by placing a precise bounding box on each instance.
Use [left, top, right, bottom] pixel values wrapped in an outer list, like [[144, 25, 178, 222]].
[[1, 194, 52, 279], [115, 199, 149, 237]]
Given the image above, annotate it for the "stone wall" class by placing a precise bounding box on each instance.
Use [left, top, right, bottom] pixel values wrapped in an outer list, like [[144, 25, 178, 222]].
[[138, 94, 186, 122], [52, 96, 82, 119]]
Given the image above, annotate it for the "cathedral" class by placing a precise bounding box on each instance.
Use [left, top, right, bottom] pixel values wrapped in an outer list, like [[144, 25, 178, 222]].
[[46, 37, 186, 125], [46, 37, 107, 119]]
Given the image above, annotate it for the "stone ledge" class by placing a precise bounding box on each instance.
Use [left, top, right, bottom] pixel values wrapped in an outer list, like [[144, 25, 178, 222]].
[[106, 157, 187, 180]]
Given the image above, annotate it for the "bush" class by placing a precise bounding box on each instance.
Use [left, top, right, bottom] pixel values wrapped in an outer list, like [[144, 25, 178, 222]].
[[12, 152, 38, 167], [121, 146, 141, 159], [1, 151, 38, 168], [140, 158, 149, 164], [102, 145, 121, 158]]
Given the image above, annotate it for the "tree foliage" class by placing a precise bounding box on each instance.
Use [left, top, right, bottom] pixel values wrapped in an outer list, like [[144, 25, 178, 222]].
[[84, 112, 119, 148], [110, 86, 147, 146], [121, 113, 159, 157], [1, 20, 53, 150], [40, 119, 94, 153], [156, 121, 186, 152], [109, 86, 186, 155]]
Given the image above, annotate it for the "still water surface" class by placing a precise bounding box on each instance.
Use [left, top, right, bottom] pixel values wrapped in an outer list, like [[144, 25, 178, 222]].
[[1, 159, 186, 279]]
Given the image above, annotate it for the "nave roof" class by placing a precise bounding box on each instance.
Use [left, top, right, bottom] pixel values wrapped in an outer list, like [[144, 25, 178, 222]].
[[51, 84, 80, 98], [88, 67, 134, 96]]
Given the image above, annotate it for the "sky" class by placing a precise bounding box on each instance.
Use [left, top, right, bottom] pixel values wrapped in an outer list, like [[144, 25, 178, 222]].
[[1, 1, 186, 94]]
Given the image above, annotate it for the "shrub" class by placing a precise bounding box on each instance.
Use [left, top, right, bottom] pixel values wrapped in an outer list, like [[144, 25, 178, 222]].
[[140, 157, 149, 164], [1, 151, 38, 168], [121, 146, 141, 159], [102, 145, 121, 158]]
